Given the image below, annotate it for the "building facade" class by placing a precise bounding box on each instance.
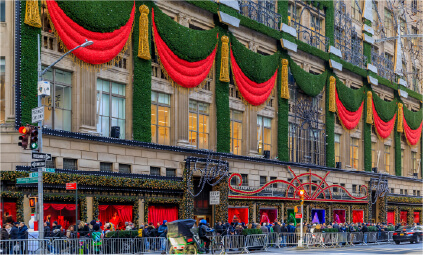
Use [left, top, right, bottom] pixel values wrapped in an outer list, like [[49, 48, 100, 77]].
[[1, 0, 422, 228]]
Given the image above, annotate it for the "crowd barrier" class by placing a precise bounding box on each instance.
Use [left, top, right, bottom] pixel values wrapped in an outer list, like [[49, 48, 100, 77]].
[[0, 231, 395, 254]]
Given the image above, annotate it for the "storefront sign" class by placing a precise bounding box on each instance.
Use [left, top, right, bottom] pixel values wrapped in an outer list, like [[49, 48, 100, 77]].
[[210, 191, 220, 205], [66, 183, 77, 190], [295, 213, 302, 219]]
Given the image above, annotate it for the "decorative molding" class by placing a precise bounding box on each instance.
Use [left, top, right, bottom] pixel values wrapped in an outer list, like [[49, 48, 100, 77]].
[[280, 39, 297, 52], [329, 59, 343, 71], [363, 34, 375, 45], [367, 75, 378, 86], [362, 0, 373, 22], [398, 89, 408, 99], [218, 11, 240, 27], [362, 24, 374, 35], [367, 63, 377, 74], [281, 23, 297, 37], [329, 46, 342, 58], [218, 0, 240, 12], [398, 78, 407, 87]]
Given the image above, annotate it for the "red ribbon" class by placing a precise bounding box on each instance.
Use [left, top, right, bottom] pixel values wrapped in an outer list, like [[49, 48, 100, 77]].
[[230, 49, 277, 106], [403, 110, 422, 145], [372, 101, 396, 139], [335, 90, 363, 130], [151, 8, 217, 88], [46, 0, 135, 65]]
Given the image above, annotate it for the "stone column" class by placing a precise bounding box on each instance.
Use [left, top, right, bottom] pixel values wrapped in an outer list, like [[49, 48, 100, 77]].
[[86, 197, 93, 222], [248, 106, 258, 156], [76, 67, 97, 133], [139, 198, 144, 226]]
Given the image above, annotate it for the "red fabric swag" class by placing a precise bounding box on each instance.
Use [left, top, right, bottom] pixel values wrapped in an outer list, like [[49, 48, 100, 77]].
[[0, 202, 17, 226], [148, 205, 178, 225], [403, 110, 423, 146], [372, 101, 396, 139], [230, 49, 277, 106], [152, 8, 217, 88], [46, 0, 135, 65], [335, 89, 363, 130]]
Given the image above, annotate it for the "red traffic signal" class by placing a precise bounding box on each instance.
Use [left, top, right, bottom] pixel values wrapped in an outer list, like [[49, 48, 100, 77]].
[[298, 190, 305, 202], [18, 126, 30, 149]]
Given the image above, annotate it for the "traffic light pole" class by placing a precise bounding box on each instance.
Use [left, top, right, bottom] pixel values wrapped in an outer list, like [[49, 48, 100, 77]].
[[299, 201, 304, 248], [37, 34, 44, 239]]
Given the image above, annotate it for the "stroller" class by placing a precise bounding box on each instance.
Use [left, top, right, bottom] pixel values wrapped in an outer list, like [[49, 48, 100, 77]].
[[167, 219, 205, 254]]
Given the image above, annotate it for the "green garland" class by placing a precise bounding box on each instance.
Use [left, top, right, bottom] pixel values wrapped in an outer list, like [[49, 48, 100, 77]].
[[132, 1, 152, 142], [335, 76, 366, 111], [372, 92, 397, 122], [93, 196, 139, 227], [185, 0, 218, 14], [213, 176, 229, 223], [0, 171, 30, 181], [56, 0, 133, 33], [403, 106, 423, 130], [215, 25, 230, 153], [387, 196, 423, 204], [395, 119, 401, 176], [181, 168, 194, 219], [363, 83, 372, 172], [44, 194, 87, 222], [0, 191, 24, 222], [278, 54, 289, 162], [143, 197, 182, 223], [229, 33, 280, 83], [277, 0, 289, 24], [326, 68, 335, 167], [289, 58, 328, 97], [325, 0, 335, 46], [20, 1, 40, 125], [153, 3, 218, 62]]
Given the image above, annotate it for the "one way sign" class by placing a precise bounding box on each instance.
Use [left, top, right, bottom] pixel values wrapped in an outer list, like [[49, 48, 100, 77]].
[[31, 161, 46, 168], [32, 152, 52, 161]]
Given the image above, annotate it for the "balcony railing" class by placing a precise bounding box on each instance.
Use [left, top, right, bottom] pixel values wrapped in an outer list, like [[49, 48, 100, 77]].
[[291, 21, 329, 52], [371, 50, 395, 82], [238, 0, 281, 30]]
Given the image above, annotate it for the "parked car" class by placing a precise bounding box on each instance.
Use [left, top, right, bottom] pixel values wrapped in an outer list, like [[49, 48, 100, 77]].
[[393, 226, 422, 244]]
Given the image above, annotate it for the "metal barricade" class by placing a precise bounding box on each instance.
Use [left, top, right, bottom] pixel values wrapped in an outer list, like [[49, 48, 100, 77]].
[[51, 238, 94, 254], [377, 231, 389, 243], [278, 232, 299, 247], [337, 232, 348, 246], [323, 233, 340, 248], [367, 232, 378, 244], [266, 232, 280, 248], [0, 239, 50, 254], [210, 235, 224, 254], [245, 234, 267, 252], [348, 232, 363, 246], [387, 231, 394, 243], [221, 235, 246, 253]]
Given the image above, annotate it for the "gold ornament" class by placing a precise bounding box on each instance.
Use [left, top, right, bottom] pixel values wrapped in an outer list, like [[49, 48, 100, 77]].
[[366, 91, 373, 124], [397, 103, 403, 133], [329, 76, 336, 112], [281, 59, 289, 99], [219, 36, 230, 82], [138, 5, 151, 60], [24, 0, 42, 28]]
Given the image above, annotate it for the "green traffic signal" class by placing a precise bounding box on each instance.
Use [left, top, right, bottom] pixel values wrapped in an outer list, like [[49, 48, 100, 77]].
[[30, 142, 38, 150]]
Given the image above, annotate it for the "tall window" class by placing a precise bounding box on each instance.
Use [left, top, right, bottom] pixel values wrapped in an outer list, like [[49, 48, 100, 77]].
[[96, 79, 126, 139], [189, 100, 209, 149], [63, 158, 77, 170], [150, 166, 160, 176], [287, 3, 300, 26], [411, 151, 417, 175], [351, 0, 361, 21], [100, 162, 113, 172], [42, 67, 72, 131], [350, 138, 359, 169], [241, 174, 248, 186], [384, 145, 391, 174], [119, 164, 131, 174], [0, 0, 5, 22], [288, 123, 296, 162], [384, 9, 393, 37], [166, 168, 176, 177], [151, 92, 170, 145], [257, 116, 271, 155], [335, 134, 341, 163], [260, 176, 267, 186], [371, 142, 376, 168], [310, 15, 322, 33], [230, 110, 243, 155]]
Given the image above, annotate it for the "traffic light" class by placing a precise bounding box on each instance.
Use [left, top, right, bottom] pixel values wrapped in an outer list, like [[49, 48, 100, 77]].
[[18, 126, 30, 149], [29, 197, 36, 208], [29, 127, 39, 150], [298, 189, 305, 204]]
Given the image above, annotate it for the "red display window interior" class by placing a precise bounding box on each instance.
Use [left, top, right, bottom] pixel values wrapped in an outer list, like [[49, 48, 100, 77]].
[[414, 212, 420, 224], [228, 208, 249, 224], [352, 210, 364, 223], [148, 205, 178, 226], [333, 209, 346, 223], [43, 203, 79, 230], [400, 211, 408, 225], [1, 202, 17, 226], [99, 205, 133, 230], [259, 209, 277, 224], [387, 211, 395, 224]]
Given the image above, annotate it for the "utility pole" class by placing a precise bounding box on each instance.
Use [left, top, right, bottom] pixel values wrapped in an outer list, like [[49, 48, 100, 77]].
[[298, 190, 305, 248]]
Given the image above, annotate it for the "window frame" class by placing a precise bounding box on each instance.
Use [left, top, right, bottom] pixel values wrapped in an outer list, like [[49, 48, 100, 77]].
[[189, 100, 210, 149], [257, 115, 272, 155], [100, 162, 113, 172], [350, 137, 359, 169], [150, 166, 161, 176], [151, 91, 171, 145], [384, 145, 391, 174], [334, 134, 341, 163], [230, 110, 243, 155]]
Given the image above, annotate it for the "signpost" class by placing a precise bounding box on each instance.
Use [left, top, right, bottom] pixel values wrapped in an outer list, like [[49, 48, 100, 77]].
[[31, 107, 44, 123], [66, 183, 78, 240], [32, 152, 52, 161], [31, 161, 46, 168], [209, 191, 220, 205]]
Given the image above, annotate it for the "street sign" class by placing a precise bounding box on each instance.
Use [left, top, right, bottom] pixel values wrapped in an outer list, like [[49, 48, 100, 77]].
[[43, 168, 55, 173], [31, 107, 44, 123], [17, 177, 38, 184], [31, 161, 46, 168], [209, 191, 220, 205], [295, 213, 302, 219], [32, 152, 52, 161], [66, 183, 77, 190], [29, 172, 39, 178]]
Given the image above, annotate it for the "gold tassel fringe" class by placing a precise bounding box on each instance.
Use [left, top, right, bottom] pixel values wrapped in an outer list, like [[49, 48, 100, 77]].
[[138, 5, 151, 60], [397, 103, 403, 133], [281, 59, 289, 99], [329, 76, 336, 112], [219, 36, 230, 82], [366, 91, 373, 124], [25, 0, 42, 28]]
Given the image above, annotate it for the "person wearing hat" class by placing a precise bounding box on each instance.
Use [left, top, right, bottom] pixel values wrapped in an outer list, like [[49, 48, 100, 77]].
[[44, 222, 51, 237], [157, 220, 168, 253], [199, 219, 214, 252], [91, 224, 103, 254]]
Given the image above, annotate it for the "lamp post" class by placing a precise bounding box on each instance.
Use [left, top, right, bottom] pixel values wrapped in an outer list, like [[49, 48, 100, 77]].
[[36, 35, 93, 239]]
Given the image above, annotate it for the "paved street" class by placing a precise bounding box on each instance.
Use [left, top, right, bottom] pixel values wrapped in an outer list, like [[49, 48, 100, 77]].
[[259, 243, 423, 254]]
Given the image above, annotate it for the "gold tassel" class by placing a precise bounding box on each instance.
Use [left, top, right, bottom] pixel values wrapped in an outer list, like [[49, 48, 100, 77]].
[[219, 36, 230, 82], [397, 103, 403, 133], [366, 91, 373, 124], [24, 0, 42, 28], [281, 59, 289, 99], [329, 76, 336, 112], [138, 5, 151, 60]]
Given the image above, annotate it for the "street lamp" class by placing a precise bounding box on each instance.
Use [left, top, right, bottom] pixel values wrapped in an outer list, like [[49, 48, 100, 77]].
[[36, 36, 93, 239]]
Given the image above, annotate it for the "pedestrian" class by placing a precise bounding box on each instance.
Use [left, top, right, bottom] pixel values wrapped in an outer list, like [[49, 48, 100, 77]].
[[1, 223, 12, 254], [51, 221, 62, 237], [43, 222, 51, 237], [66, 225, 75, 239], [198, 219, 214, 253], [260, 223, 268, 233], [91, 224, 103, 254], [361, 223, 368, 244], [157, 220, 168, 237], [280, 223, 288, 247]]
